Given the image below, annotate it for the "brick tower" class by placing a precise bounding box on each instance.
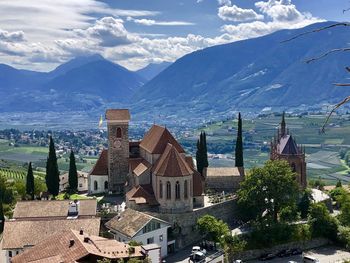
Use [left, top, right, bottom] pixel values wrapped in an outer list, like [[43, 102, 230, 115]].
[[106, 109, 130, 194], [270, 112, 307, 188]]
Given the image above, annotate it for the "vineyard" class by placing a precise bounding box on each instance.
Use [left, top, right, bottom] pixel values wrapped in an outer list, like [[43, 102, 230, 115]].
[[0, 168, 45, 180]]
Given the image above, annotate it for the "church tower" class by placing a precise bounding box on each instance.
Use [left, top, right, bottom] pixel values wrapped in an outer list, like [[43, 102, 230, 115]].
[[106, 109, 130, 194], [270, 113, 307, 188]]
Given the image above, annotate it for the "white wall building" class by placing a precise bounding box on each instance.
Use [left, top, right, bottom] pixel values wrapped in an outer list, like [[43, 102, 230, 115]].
[[59, 171, 89, 193], [105, 208, 171, 258], [88, 149, 109, 194]]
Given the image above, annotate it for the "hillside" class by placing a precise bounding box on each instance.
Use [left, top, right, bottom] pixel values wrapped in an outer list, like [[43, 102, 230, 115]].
[[135, 21, 350, 113]]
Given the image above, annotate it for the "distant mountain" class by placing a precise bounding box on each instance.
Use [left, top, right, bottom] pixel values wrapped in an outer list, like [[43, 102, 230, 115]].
[[0, 55, 145, 112], [136, 62, 172, 81], [135, 21, 350, 114]]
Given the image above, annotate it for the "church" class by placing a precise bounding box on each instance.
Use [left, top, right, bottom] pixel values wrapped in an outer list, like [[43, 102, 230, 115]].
[[270, 113, 307, 188], [88, 109, 205, 213]]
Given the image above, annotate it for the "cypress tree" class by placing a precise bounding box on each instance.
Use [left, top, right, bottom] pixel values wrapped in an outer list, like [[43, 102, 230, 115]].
[[68, 150, 78, 193], [46, 136, 60, 196], [202, 131, 209, 169], [26, 162, 35, 200], [235, 112, 244, 167], [196, 138, 203, 174]]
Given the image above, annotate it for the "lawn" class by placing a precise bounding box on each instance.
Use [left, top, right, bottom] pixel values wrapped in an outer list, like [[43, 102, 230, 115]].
[[56, 193, 92, 200]]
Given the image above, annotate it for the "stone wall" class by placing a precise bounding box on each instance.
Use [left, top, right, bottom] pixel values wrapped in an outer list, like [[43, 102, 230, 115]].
[[146, 199, 237, 248], [235, 238, 329, 261], [206, 176, 243, 192]]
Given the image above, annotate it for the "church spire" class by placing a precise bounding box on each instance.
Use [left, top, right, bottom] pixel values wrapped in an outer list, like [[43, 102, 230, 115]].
[[281, 111, 286, 137]]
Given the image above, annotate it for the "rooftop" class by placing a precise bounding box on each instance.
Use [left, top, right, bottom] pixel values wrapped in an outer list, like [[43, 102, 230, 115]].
[[90, 149, 108, 176], [11, 229, 143, 263], [13, 199, 97, 219], [3, 218, 100, 250], [205, 167, 244, 177], [140, 125, 185, 154], [106, 208, 168, 238], [105, 109, 130, 121]]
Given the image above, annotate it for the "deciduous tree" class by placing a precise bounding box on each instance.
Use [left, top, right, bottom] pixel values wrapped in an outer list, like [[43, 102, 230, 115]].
[[237, 160, 300, 223]]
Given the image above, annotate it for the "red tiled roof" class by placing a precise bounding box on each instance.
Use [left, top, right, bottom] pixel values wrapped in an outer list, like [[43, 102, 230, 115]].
[[153, 143, 192, 177], [90, 149, 108, 176], [140, 125, 185, 154], [11, 229, 143, 263], [105, 109, 130, 121], [126, 185, 159, 206]]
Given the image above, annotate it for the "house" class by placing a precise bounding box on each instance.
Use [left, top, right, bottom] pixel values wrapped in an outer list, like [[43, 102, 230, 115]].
[[1, 200, 100, 263], [89, 109, 206, 213], [59, 171, 89, 193], [11, 229, 151, 263], [105, 208, 171, 258]]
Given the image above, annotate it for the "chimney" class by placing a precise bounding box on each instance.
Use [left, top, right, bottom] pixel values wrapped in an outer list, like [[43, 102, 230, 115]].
[[80, 229, 83, 235], [69, 239, 75, 247], [84, 237, 90, 243]]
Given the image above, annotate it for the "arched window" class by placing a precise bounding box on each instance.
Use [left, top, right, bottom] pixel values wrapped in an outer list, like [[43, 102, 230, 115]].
[[291, 163, 296, 172], [159, 180, 163, 199], [166, 181, 171, 199], [104, 181, 108, 190], [116, 127, 122, 138], [175, 181, 180, 200], [184, 180, 188, 199], [94, 180, 98, 191]]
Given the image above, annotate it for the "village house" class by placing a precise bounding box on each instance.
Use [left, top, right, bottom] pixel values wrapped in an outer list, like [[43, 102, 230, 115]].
[[11, 229, 154, 263], [59, 171, 89, 193], [105, 208, 171, 258], [2, 199, 100, 263]]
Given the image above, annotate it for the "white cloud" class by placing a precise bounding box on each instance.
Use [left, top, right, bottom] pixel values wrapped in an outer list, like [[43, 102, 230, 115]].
[[217, 0, 232, 6], [130, 18, 195, 26], [255, 0, 304, 22], [0, 29, 25, 42], [218, 5, 264, 22]]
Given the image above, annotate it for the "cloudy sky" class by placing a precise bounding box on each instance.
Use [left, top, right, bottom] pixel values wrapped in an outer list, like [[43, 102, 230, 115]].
[[0, 0, 346, 71]]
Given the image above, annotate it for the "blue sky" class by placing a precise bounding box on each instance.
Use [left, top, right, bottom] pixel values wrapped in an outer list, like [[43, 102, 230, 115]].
[[0, 0, 346, 71]]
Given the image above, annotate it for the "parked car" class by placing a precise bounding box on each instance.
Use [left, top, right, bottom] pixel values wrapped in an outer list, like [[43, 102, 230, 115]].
[[303, 255, 320, 263], [190, 251, 206, 262], [288, 261, 298, 263], [259, 253, 275, 261], [192, 246, 207, 255], [234, 260, 243, 263]]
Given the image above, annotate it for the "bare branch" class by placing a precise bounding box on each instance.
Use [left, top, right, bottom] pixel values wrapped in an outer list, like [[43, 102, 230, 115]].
[[321, 96, 350, 133], [305, 48, 350, 63], [281, 22, 350, 43], [333, 83, 350, 86]]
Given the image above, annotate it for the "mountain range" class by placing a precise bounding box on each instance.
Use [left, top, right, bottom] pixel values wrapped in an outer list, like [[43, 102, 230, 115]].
[[0, 21, 349, 116]]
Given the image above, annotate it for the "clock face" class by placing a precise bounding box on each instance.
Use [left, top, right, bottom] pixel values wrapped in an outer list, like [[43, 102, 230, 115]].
[[113, 139, 122, 149]]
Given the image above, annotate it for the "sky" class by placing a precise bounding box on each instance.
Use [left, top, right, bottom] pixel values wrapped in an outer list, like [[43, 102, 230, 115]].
[[0, 0, 347, 71]]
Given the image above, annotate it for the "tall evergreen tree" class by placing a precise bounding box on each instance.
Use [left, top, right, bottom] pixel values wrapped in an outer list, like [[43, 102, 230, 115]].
[[26, 162, 35, 200], [196, 138, 203, 174], [202, 132, 209, 169], [46, 136, 60, 196], [68, 150, 78, 193], [235, 112, 244, 167]]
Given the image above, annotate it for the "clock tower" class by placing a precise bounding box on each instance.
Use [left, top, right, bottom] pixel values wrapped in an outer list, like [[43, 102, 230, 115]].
[[106, 109, 130, 194]]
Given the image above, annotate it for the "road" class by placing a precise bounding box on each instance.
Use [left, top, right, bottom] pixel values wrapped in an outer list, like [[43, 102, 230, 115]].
[[248, 246, 350, 263]]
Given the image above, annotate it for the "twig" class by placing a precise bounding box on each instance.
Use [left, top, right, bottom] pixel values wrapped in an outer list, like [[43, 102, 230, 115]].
[[281, 22, 350, 43], [305, 48, 350, 63], [321, 96, 350, 133], [333, 83, 350, 86]]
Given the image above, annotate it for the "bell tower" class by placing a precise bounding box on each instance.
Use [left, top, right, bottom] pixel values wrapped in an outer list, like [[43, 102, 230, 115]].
[[106, 109, 130, 194]]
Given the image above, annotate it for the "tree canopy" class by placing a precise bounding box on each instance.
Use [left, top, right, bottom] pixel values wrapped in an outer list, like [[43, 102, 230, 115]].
[[197, 214, 230, 244], [237, 160, 300, 223]]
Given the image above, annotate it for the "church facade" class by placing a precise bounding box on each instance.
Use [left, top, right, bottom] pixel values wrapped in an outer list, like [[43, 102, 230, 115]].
[[270, 113, 307, 188], [89, 109, 205, 213]]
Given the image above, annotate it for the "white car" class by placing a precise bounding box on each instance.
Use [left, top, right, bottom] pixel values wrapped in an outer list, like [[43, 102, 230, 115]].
[[191, 246, 207, 255]]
